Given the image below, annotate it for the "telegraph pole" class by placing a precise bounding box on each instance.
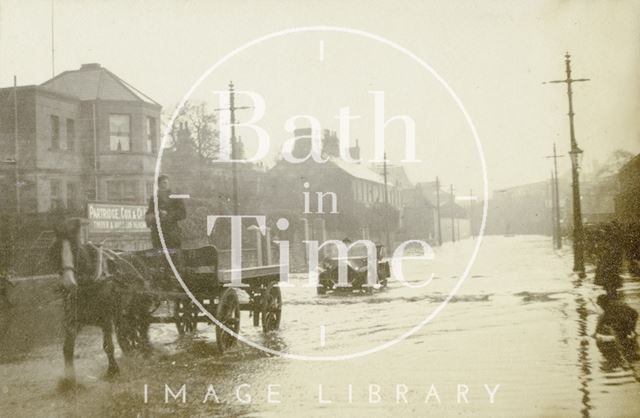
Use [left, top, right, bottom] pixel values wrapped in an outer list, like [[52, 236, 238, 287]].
[[450, 184, 455, 243], [51, 0, 55, 77], [435, 177, 442, 246], [545, 143, 563, 249], [13, 76, 20, 274], [545, 53, 589, 277], [214, 81, 251, 216], [13, 76, 19, 216], [549, 171, 556, 246], [382, 152, 391, 250]]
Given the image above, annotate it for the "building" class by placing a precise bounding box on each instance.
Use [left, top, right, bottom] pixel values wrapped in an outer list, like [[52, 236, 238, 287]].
[[401, 181, 471, 244], [161, 122, 268, 249], [484, 164, 621, 238], [0, 63, 161, 214], [263, 128, 404, 268], [577, 174, 618, 224], [486, 180, 554, 236], [0, 64, 162, 270], [615, 153, 640, 223]]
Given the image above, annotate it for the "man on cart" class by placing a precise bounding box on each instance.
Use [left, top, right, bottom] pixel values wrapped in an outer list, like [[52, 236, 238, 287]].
[[145, 175, 186, 251]]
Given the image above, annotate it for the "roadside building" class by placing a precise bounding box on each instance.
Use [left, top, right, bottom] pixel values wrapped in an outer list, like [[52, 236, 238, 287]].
[[578, 174, 618, 224], [0, 63, 161, 213], [264, 128, 404, 269], [402, 181, 470, 244], [484, 167, 618, 238], [615, 153, 640, 223], [487, 180, 554, 236], [161, 122, 268, 250], [0, 63, 161, 271]]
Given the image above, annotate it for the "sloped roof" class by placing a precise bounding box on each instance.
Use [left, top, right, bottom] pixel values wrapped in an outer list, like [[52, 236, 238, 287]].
[[372, 164, 413, 188], [329, 158, 387, 185], [271, 156, 398, 187], [40, 63, 159, 105]]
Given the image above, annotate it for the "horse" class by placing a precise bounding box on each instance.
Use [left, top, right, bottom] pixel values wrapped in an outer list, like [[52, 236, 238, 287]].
[[52, 218, 153, 385]]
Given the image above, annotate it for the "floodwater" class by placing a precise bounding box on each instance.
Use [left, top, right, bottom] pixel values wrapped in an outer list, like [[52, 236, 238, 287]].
[[0, 235, 638, 417]]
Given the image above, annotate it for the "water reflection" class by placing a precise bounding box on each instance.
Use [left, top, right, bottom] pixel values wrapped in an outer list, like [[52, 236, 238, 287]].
[[595, 292, 639, 374], [260, 332, 288, 354], [574, 277, 592, 418]]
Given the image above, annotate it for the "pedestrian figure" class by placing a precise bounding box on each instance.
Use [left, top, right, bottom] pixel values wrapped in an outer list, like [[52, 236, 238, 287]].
[[594, 223, 623, 291], [145, 175, 188, 315], [145, 175, 187, 250], [624, 222, 640, 276]]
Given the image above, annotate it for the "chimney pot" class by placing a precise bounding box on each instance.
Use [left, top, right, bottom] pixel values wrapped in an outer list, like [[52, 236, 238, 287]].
[[80, 63, 101, 70]]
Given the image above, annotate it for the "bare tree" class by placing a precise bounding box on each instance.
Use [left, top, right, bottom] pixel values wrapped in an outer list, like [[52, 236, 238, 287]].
[[596, 149, 635, 177], [163, 101, 219, 161]]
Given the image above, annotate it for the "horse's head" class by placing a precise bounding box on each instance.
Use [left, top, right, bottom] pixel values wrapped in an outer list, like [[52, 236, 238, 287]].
[[54, 218, 84, 244], [54, 218, 86, 291]]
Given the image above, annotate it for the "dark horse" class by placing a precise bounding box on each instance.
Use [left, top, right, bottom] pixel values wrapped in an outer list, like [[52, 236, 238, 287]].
[[52, 218, 153, 385]]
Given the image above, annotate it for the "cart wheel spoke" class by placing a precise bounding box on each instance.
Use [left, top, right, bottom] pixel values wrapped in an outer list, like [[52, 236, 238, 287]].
[[216, 288, 240, 353], [261, 282, 282, 333]]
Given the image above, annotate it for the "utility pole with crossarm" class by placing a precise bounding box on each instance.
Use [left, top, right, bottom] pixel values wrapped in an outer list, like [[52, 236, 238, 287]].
[[544, 52, 589, 277], [545, 143, 564, 250], [214, 81, 251, 216]]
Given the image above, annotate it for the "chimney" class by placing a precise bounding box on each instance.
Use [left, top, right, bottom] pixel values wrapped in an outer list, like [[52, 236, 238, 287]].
[[322, 128, 340, 158], [176, 122, 191, 149], [80, 63, 102, 71], [349, 139, 361, 161], [292, 128, 313, 159]]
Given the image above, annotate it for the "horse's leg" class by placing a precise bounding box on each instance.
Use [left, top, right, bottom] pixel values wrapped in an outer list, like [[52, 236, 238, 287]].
[[62, 290, 79, 385], [139, 298, 152, 354], [63, 325, 77, 384], [102, 321, 119, 378]]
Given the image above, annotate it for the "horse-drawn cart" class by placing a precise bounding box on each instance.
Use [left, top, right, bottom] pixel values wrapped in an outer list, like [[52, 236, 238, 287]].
[[108, 245, 282, 353]]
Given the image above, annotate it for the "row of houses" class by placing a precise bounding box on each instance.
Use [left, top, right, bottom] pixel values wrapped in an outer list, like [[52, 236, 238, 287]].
[[0, 63, 472, 273]]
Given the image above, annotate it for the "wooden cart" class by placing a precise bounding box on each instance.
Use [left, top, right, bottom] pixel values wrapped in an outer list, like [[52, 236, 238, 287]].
[[109, 245, 282, 353]]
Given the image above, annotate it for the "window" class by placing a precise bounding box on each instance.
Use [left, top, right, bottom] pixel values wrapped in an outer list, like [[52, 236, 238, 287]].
[[146, 117, 156, 153], [67, 182, 78, 210], [109, 114, 131, 151], [106, 180, 138, 203], [106, 181, 120, 201], [66, 119, 75, 151], [123, 180, 137, 202], [51, 115, 60, 150], [50, 179, 63, 210]]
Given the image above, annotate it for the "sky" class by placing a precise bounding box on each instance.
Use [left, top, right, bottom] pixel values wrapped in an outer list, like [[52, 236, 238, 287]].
[[1, 0, 639, 199]]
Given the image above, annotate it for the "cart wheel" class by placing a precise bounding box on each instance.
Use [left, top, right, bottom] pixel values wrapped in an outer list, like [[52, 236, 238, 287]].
[[261, 282, 282, 333], [216, 288, 240, 353], [174, 301, 198, 335]]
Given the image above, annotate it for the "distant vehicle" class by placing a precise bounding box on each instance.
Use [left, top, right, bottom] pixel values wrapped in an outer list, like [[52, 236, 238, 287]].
[[317, 244, 390, 295]]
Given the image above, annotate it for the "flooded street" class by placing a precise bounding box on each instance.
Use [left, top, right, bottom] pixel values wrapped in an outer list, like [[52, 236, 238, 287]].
[[1, 235, 639, 417]]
